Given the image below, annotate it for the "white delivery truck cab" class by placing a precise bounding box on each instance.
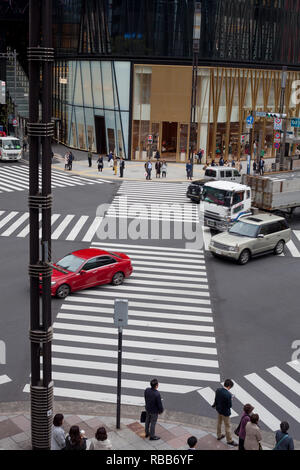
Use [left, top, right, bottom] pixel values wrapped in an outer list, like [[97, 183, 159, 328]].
[[203, 180, 252, 231], [0, 137, 22, 161]]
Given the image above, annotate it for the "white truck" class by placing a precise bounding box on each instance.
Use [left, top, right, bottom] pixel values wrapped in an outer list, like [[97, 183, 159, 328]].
[[203, 170, 300, 231], [0, 136, 22, 161], [203, 180, 252, 231]]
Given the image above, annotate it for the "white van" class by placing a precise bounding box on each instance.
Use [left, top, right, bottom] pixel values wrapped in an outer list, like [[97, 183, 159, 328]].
[[0, 137, 22, 161], [204, 166, 241, 183]]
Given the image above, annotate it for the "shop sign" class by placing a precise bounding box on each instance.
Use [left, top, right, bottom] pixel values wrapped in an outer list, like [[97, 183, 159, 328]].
[[291, 118, 300, 127], [274, 118, 282, 130]]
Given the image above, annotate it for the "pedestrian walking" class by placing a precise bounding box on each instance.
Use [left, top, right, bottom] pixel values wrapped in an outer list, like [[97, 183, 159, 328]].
[[97, 155, 104, 172], [161, 160, 167, 178], [68, 151, 74, 171], [253, 160, 257, 174], [144, 378, 164, 440], [235, 403, 254, 451], [119, 157, 125, 177], [51, 414, 66, 450], [197, 149, 203, 164], [273, 422, 294, 450], [64, 152, 69, 170], [244, 414, 262, 450], [108, 151, 113, 167], [65, 425, 87, 450], [259, 156, 265, 175], [113, 157, 118, 175], [155, 150, 160, 161], [186, 159, 193, 180], [187, 436, 197, 450], [155, 160, 161, 178], [87, 148, 92, 167], [190, 155, 194, 177], [213, 378, 237, 446], [89, 427, 113, 450], [22, 135, 28, 154], [145, 159, 152, 180]]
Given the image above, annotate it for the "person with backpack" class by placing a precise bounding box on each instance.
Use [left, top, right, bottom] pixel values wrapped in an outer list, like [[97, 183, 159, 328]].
[[213, 379, 237, 446], [273, 422, 294, 450], [235, 403, 254, 450], [97, 155, 104, 172]]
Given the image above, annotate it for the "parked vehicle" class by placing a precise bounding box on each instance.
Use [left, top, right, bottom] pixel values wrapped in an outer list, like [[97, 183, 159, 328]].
[[39, 248, 133, 299], [203, 180, 252, 231], [209, 213, 291, 265], [0, 136, 22, 161]]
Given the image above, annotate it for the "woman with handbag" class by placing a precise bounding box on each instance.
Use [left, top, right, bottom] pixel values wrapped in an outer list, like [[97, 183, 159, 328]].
[[234, 404, 254, 450], [244, 414, 263, 450]]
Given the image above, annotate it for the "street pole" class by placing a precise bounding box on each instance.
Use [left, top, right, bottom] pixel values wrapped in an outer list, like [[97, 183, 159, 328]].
[[116, 327, 123, 429], [28, 0, 54, 450], [277, 66, 287, 170]]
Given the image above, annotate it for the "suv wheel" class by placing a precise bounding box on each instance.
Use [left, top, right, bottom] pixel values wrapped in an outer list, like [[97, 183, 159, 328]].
[[238, 249, 250, 265], [274, 240, 285, 255]]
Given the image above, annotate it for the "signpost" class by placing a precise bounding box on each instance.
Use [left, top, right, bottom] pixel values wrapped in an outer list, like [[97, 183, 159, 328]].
[[246, 115, 254, 128], [114, 299, 128, 429]]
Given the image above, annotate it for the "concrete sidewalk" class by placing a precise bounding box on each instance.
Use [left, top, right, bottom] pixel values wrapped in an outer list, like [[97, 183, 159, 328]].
[[50, 142, 274, 183], [0, 401, 285, 450]]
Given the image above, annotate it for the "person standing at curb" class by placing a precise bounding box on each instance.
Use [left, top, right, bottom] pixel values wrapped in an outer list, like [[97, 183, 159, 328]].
[[119, 157, 125, 178], [144, 378, 164, 440], [244, 414, 262, 450], [88, 148, 92, 167], [213, 378, 237, 446], [145, 159, 152, 180], [51, 414, 66, 450], [89, 427, 113, 450], [68, 151, 74, 170], [161, 160, 167, 178], [273, 422, 294, 450], [113, 156, 118, 175], [97, 155, 103, 172], [236, 403, 254, 450], [64, 152, 69, 170], [65, 425, 87, 450], [186, 159, 192, 180], [155, 159, 161, 178]]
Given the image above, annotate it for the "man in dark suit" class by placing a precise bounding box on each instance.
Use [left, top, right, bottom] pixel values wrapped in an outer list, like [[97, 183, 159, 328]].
[[144, 378, 164, 440], [214, 379, 237, 446]]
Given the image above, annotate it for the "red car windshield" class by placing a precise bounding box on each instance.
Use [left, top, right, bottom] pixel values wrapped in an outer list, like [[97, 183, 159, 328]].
[[56, 254, 85, 272]]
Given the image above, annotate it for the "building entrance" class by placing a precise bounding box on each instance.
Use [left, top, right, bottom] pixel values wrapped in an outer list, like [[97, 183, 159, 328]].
[[95, 116, 107, 155], [161, 122, 177, 159]]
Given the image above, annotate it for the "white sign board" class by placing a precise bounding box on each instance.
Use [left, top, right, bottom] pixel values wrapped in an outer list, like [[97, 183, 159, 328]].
[[274, 118, 282, 130]]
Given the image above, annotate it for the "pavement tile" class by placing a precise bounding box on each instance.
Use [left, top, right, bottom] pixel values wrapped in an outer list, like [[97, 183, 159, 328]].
[[78, 415, 95, 422], [165, 426, 191, 438], [196, 434, 235, 451], [10, 415, 31, 431], [154, 442, 174, 450], [63, 415, 82, 426], [0, 437, 19, 450], [157, 429, 177, 441], [0, 417, 8, 423], [181, 427, 209, 439], [81, 417, 106, 429], [0, 419, 22, 439], [167, 435, 191, 449], [17, 440, 32, 450], [127, 421, 144, 432], [131, 441, 156, 450], [115, 428, 143, 443], [11, 432, 30, 443]]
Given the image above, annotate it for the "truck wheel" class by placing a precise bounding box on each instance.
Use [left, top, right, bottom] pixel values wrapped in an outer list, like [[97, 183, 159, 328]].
[[274, 240, 285, 255], [238, 249, 250, 265]]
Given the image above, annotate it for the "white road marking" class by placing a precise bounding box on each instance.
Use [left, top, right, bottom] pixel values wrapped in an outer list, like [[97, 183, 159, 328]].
[[82, 216, 103, 242], [267, 366, 300, 397], [1, 213, 29, 236], [65, 215, 89, 241]]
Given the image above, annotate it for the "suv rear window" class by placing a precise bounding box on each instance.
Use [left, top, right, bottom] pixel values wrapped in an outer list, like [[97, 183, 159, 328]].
[[225, 170, 232, 177], [205, 169, 217, 178]]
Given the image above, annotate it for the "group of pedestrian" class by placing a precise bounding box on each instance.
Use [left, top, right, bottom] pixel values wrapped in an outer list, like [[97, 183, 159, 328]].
[[144, 158, 167, 180], [213, 378, 294, 450], [253, 156, 265, 175], [51, 413, 112, 450], [64, 150, 74, 171]]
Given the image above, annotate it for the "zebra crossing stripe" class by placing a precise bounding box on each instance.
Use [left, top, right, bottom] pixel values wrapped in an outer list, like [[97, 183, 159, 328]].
[[17, 214, 42, 237], [294, 230, 300, 243], [100, 284, 209, 297], [122, 278, 208, 288], [0, 374, 12, 385], [91, 241, 203, 253], [1, 212, 29, 236], [287, 360, 300, 374], [228, 381, 281, 431], [23, 383, 144, 406], [65, 215, 89, 241], [39, 214, 60, 237], [245, 373, 300, 423], [53, 322, 215, 344], [0, 169, 29, 188], [61, 304, 213, 323], [49, 356, 220, 382], [57, 312, 214, 333], [52, 344, 219, 368], [197, 388, 239, 417], [286, 240, 300, 257], [52, 214, 75, 239], [53, 332, 218, 355], [0, 211, 18, 229], [82, 216, 103, 242], [267, 366, 300, 397]]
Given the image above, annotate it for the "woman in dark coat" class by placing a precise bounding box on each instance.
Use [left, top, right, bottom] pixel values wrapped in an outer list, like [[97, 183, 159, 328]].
[[65, 425, 87, 451]]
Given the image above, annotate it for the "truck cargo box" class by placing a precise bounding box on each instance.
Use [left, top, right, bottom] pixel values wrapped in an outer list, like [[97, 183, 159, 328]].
[[242, 171, 300, 210]]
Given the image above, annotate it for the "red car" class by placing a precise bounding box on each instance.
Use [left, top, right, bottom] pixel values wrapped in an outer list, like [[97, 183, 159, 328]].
[[44, 248, 132, 299]]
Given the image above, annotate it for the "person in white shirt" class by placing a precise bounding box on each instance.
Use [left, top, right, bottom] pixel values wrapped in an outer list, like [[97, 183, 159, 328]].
[[51, 414, 66, 450], [89, 427, 113, 450]]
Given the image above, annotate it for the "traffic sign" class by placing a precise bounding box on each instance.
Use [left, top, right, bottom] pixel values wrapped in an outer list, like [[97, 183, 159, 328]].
[[274, 142, 280, 149], [274, 118, 282, 130], [12, 118, 18, 127], [246, 115, 254, 125], [291, 118, 300, 127]]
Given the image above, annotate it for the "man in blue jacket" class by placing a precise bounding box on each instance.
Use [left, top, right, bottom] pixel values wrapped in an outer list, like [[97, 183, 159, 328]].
[[213, 379, 237, 446], [144, 378, 164, 440]]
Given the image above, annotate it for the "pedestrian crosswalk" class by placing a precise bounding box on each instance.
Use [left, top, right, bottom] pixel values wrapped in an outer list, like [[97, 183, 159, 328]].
[[0, 209, 103, 242], [0, 164, 110, 193], [23, 242, 221, 405], [198, 360, 300, 432], [106, 181, 199, 223]]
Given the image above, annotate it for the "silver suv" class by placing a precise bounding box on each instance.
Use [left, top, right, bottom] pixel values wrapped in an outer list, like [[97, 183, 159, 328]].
[[209, 213, 291, 265]]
